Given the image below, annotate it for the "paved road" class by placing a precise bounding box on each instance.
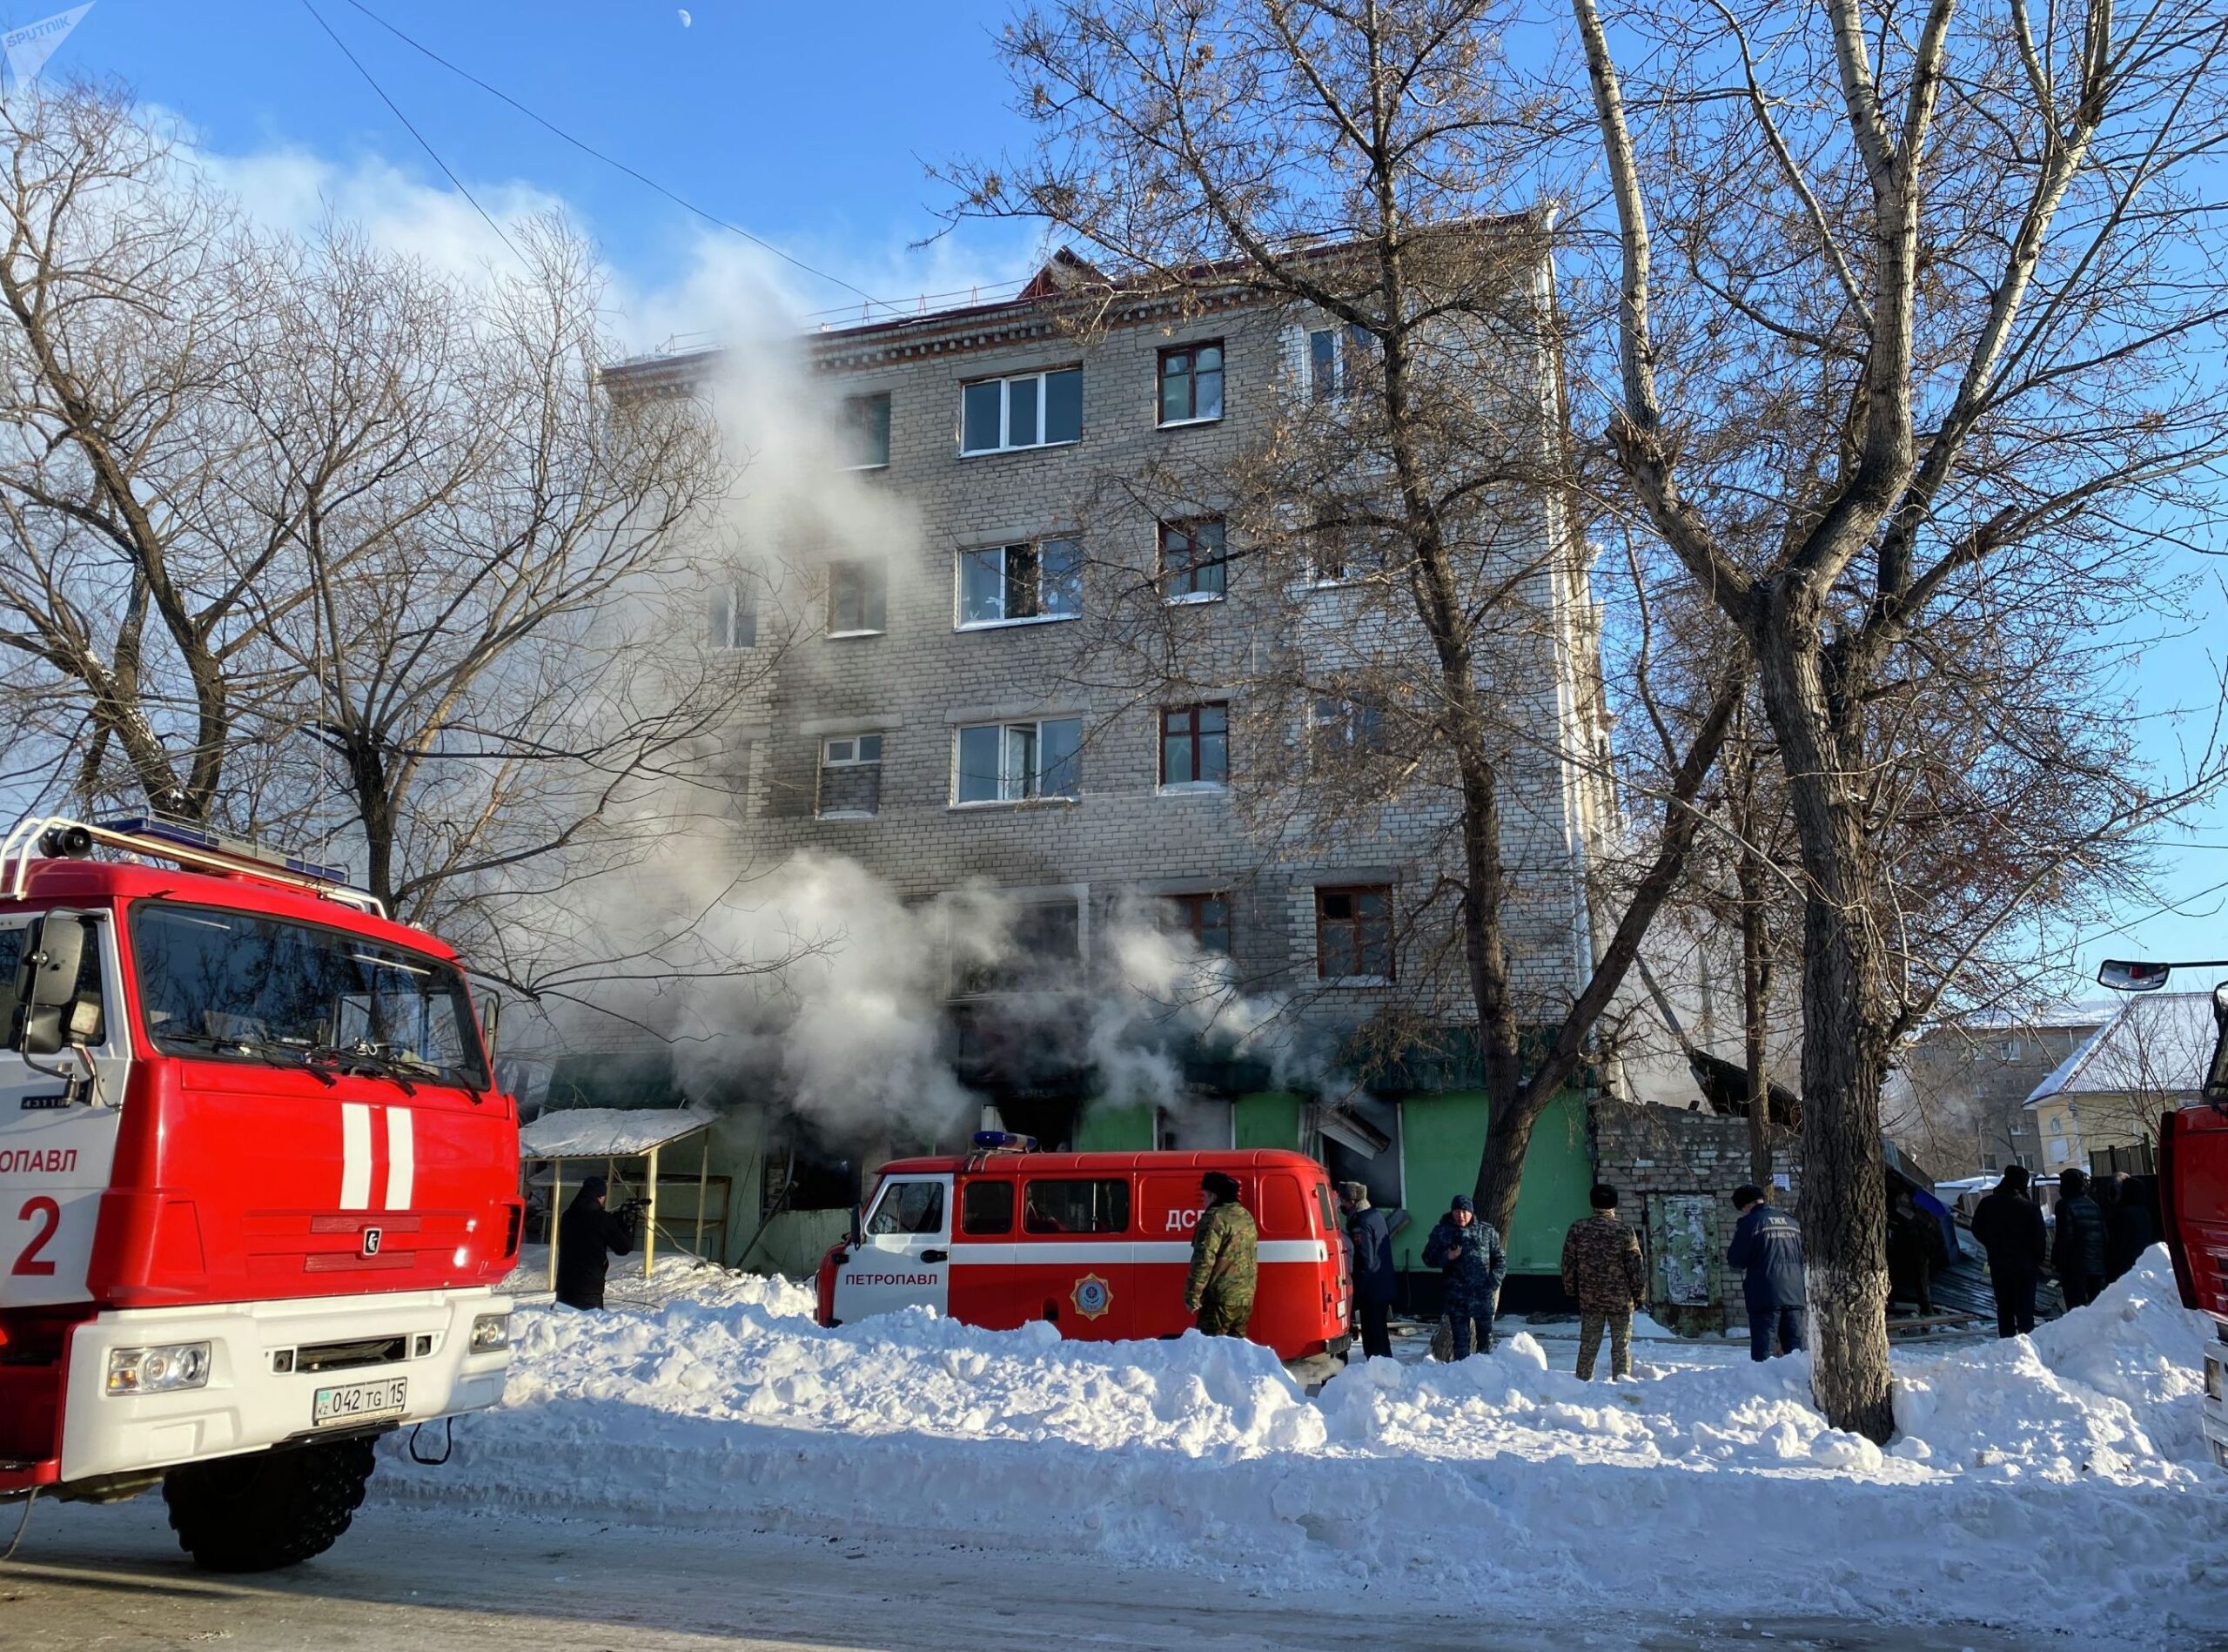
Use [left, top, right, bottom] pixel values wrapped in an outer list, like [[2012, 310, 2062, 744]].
[[0, 1496, 2057, 1651]]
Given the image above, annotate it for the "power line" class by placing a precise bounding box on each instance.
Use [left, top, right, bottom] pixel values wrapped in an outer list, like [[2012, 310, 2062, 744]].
[[337, 0, 894, 313], [299, 0, 526, 268]]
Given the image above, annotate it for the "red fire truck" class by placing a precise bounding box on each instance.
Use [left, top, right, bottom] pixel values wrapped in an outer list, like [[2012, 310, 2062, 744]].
[[816, 1139, 1351, 1361], [0, 816, 521, 1568], [2097, 957, 2228, 1470]]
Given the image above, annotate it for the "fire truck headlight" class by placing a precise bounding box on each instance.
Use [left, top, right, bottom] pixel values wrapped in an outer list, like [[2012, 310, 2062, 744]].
[[105, 1342, 211, 1395], [469, 1313, 511, 1353]]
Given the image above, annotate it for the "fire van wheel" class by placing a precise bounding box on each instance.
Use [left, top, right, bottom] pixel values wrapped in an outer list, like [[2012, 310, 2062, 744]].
[[162, 1437, 378, 1572]]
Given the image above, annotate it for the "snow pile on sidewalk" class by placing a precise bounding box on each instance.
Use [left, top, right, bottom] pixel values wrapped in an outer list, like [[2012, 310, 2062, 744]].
[[379, 1252, 2225, 1643]]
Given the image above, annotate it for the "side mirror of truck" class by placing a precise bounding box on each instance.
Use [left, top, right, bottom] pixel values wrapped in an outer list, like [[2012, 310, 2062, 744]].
[[478, 991, 501, 1059], [18, 917, 88, 1058], [2206, 984, 2228, 1105]]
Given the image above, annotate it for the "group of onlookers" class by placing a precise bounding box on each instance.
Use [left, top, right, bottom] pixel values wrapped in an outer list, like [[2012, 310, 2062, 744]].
[[1337, 1158, 2149, 1373], [1970, 1164, 2158, 1335]]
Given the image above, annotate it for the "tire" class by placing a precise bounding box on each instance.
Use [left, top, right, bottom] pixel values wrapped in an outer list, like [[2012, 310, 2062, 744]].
[[162, 1435, 378, 1572]]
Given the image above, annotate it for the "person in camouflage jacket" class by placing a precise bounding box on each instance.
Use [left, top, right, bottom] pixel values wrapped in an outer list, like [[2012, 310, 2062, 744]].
[[1184, 1171, 1258, 1336], [1560, 1184, 1648, 1380]]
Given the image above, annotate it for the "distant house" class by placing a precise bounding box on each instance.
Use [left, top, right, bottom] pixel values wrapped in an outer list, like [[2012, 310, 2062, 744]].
[[1884, 1009, 2108, 1179], [2023, 991, 2218, 1175]]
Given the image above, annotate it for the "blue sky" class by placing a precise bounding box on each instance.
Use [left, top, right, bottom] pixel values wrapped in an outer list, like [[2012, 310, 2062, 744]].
[[19, 0, 2228, 1001]]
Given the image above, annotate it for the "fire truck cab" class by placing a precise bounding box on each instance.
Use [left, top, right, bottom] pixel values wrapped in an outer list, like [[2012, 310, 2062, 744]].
[[0, 816, 520, 1569], [816, 1142, 1352, 1361], [2098, 957, 2228, 1471]]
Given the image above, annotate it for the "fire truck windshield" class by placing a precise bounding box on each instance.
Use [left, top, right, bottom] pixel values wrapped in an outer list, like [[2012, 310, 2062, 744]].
[[130, 901, 487, 1091]]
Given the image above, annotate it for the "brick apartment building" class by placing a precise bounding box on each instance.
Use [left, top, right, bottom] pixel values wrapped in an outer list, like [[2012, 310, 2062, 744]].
[[559, 243, 1614, 1300]]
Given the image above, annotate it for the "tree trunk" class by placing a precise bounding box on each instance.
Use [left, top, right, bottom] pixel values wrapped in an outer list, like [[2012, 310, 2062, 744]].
[[1755, 598, 1895, 1442]]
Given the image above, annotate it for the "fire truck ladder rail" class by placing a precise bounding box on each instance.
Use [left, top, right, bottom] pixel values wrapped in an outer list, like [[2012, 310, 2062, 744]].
[[0, 815, 386, 917]]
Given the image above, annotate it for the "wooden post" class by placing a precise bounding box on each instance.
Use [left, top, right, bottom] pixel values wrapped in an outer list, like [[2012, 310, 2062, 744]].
[[547, 1158, 562, 1294], [643, 1145, 659, 1281], [694, 1131, 710, 1261]]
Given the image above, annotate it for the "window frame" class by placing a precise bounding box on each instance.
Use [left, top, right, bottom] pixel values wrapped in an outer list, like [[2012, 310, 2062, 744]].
[[825, 560, 887, 638], [1021, 1178, 1131, 1236], [1307, 323, 1376, 401], [1314, 884, 1394, 983], [1165, 891, 1232, 957], [1157, 339, 1225, 427], [955, 536, 1083, 629], [959, 366, 1084, 457], [820, 734, 883, 767], [1158, 702, 1231, 791], [841, 391, 892, 470], [1158, 518, 1228, 604], [1308, 695, 1386, 760], [951, 716, 1084, 806], [707, 580, 758, 650]]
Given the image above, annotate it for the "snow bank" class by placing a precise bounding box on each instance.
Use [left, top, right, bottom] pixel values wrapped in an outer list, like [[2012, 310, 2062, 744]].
[[380, 1252, 2227, 1643]]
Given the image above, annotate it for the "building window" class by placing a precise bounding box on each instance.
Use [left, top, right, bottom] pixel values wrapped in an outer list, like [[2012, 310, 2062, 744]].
[[957, 538, 1081, 627], [1309, 695, 1386, 759], [956, 897, 1083, 996], [1160, 518, 1226, 601], [842, 392, 891, 469], [961, 366, 1083, 455], [827, 561, 887, 636], [1158, 341, 1224, 425], [954, 718, 1082, 804], [1316, 885, 1392, 980], [1160, 703, 1229, 789], [1311, 534, 1387, 584], [1165, 891, 1232, 956], [816, 734, 882, 819], [1308, 324, 1374, 400], [707, 581, 757, 649]]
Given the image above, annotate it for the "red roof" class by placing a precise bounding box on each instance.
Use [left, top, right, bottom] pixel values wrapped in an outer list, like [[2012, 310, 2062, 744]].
[[876, 1148, 1324, 1177], [6, 856, 461, 963]]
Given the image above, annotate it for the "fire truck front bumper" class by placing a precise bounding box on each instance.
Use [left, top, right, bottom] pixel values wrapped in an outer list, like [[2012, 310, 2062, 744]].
[[56, 1286, 513, 1485]]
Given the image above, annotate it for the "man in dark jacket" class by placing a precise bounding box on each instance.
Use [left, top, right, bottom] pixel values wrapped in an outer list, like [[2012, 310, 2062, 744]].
[[2103, 1172, 2159, 1282], [1423, 1195, 1507, 1359], [1340, 1183, 1397, 1360], [2052, 1168, 2112, 1309], [1970, 1165, 2047, 1337], [1727, 1185, 1806, 1361], [555, 1175, 638, 1310]]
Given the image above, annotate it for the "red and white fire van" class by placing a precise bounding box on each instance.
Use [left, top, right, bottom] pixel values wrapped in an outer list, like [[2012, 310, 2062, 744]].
[[0, 817, 520, 1569], [815, 1140, 1351, 1360]]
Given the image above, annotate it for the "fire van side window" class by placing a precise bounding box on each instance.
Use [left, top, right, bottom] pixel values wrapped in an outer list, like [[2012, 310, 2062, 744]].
[[961, 1179, 1014, 1235], [1022, 1179, 1131, 1234], [866, 1179, 945, 1237]]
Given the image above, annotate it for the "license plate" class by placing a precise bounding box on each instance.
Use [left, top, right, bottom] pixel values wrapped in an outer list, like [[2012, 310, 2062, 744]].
[[312, 1377, 407, 1427]]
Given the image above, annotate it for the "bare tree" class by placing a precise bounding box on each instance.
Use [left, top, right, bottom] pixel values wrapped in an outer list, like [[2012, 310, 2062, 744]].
[[0, 85, 325, 827], [1565, 0, 2228, 1434], [949, 0, 1742, 1238]]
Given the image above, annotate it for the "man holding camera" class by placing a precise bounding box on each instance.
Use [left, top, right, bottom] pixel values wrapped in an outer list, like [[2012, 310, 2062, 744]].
[[556, 1174, 644, 1310]]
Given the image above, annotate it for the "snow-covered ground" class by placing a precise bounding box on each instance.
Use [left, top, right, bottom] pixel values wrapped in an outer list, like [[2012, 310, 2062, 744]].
[[378, 1250, 2227, 1646]]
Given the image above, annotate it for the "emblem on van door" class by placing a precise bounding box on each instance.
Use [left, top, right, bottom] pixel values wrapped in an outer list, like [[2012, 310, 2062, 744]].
[[361, 1227, 383, 1257], [1070, 1273, 1111, 1320]]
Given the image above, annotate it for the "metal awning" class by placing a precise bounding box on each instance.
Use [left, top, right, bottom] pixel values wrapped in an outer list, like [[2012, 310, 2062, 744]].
[[522, 1105, 719, 1289], [520, 1105, 716, 1161]]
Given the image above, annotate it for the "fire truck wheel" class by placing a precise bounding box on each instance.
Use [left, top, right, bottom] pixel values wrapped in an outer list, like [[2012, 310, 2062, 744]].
[[161, 1436, 379, 1572]]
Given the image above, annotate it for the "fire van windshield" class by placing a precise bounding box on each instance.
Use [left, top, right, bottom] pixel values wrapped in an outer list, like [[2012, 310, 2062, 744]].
[[129, 902, 487, 1092]]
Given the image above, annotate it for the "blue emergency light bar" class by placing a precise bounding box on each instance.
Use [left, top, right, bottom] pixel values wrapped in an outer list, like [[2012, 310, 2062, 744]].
[[95, 817, 355, 888], [971, 1131, 1039, 1152]]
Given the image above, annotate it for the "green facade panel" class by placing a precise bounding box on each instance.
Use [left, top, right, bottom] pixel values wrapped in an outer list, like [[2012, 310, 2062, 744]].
[[1233, 1091, 1304, 1151], [1396, 1089, 1591, 1275], [1075, 1103, 1155, 1152]]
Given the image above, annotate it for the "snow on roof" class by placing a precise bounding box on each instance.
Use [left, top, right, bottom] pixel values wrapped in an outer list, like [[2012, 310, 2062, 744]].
[[520, 1105, 716, 1160], [2023, 991, 2218, 1106]]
